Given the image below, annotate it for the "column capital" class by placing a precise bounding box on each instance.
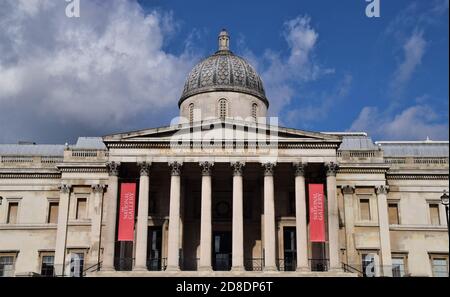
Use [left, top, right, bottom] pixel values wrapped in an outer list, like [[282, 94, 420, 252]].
[[106, 161, 120, 176], [169, 161, 183, 176], [262, 162, 276, 176], [341, 185, 355, 195], [375, 185, 389, 195], [91, 184, 107, 193], [199, 161, 214, 176], [325, 162, 339, 176], [231, 162, 245, 176], [59, 184, 72, 193], [138, 162, 151, 176], [293, 162, 307, 177]]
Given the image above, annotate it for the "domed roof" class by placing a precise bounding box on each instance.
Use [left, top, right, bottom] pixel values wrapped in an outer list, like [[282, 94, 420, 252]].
[[179, 30, 268, 107]]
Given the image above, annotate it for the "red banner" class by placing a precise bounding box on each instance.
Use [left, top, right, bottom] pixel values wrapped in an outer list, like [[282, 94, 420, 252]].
[[118, 183, 136, 241], [309, 183, 326, 242]]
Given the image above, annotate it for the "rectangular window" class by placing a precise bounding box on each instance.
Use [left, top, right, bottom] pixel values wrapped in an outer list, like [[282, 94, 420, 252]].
[[359, 199, 371, 221], [7, 202, 18, 224], [0, 256, 15, 277], [388, 203, 399, 225], [47, 202, 59, 224], [431, 256, 448, 277], [392, 256, 407, 277], [429, 204, 440, 225], [41, 255, 55, 277], [76, 198, 87, 220]]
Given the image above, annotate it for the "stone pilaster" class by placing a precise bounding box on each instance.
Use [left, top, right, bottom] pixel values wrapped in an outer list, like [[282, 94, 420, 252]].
[[341, 185, 356, 267], [54, 184, 72, 276], [376, 185, 393, 277], [89, 184, 107, 266]]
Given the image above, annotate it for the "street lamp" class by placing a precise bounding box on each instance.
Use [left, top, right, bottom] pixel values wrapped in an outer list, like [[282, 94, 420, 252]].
[[440, 190, 449, 239]]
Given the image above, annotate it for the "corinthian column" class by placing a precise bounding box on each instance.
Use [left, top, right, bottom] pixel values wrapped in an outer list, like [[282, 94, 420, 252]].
[[199, 161, 214, 271], [54, 184, 72, 276], [262, 162, 277, 271], [293, 162, 309, 272], [231, 162, 245, 271], [376, 185, 393, 277], [134, 162, 151, 271], [167, 161, 182, 271], [102, 161, 120, 271], [325, 162, 340, 271]]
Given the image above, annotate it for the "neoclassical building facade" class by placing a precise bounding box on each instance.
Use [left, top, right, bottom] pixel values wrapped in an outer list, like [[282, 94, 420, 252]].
[[0, 30, 448, 277]]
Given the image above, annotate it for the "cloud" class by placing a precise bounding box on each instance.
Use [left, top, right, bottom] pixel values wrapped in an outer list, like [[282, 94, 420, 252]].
[[0, 0, 196, 143], [390, 30, 427, 96], [349, 105, 449, 140]]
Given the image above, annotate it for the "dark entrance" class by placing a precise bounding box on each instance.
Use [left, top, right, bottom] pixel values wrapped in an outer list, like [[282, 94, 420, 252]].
[[212, 231, 232, 271], [147, 226, 163, 270], [283, 227, 297, 271]]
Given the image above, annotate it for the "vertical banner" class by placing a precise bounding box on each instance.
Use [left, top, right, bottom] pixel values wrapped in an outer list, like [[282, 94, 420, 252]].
[[309, 183, 325, 242], [118, 183, 136, 241]]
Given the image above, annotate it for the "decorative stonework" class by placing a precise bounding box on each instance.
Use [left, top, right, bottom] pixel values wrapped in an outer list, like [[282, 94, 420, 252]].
[[59, 184, 72, 193], [325, 162, 339, 177], [199, 161, 214, 176], [231, 162, 245, 176], [138, 162, 151, 176], [169, 162, 182, 176], [106, 161, 120, 176], [262, 162, 276, 176], [341, 185, 355, 195], [376, 185, 389, 195], [387, 174, 449, 180], [91, 184, 107, 193], [293, 162, 306, 177]]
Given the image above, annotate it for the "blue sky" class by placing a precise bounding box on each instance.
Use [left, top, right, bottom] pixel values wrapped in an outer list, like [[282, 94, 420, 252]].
[[0, 0, 448, 143]]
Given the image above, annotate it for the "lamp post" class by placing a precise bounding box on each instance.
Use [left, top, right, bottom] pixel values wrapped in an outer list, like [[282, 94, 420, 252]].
[[440, 190, 449, 239]]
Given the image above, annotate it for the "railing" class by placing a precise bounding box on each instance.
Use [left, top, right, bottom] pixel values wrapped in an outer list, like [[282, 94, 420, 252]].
[[71, 150, 98, 158], [277, 258, 297, 271], [244, 258, 264, 271], [82, 261, 102, 276], [342, 262, 363, 277], [309, 258, 329, 272], [147, 258, 167, 271], [1, 156, 34, 163]]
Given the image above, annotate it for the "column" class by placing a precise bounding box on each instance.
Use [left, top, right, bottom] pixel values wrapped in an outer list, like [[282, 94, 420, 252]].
[[293, 162, 309, 272], [342, 185, 357, 267], [167, 161, 182, 271], [325, 162, 340, 271], [199, 161, 214, 271], [89, 184, 107, 266], [54, 184, 71, 276], [102, 161, 120, 271], [262, 162, 277, 271], [134, 162, 151, 271], [231, 162, 245, 271], [376, 185, 393, 277]]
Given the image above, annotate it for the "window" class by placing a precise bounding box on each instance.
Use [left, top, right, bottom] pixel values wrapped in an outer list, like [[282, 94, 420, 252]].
[[388, 203, 399, 224], [7, 202, 18, 224], [47, 202, 59, 224], [219, 99, 227, 119], [76, 198, 87, 220], [252, 103, 258, 119], [0, 255, 15, 277], [429, 204, 440, 225], [40, 254, 55, 277], [392, 256, 407, 277], [430, 255, 448, 277], [189, 103, 194, 124], [361, 253, 376, 277], [359, 199, 371, 221], [69, 252, 85, 277]]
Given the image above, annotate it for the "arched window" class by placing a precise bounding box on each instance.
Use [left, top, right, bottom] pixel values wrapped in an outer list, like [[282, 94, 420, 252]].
[[219, 99, 228, 119], [252, 103, 258, 119], [189, 103, 194, 124]]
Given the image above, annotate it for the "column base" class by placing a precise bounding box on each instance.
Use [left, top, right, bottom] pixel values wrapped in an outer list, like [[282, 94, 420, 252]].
[[198, 266, 213, 272], [296, 266, 310, 272], [231, 266, 245, 272], [263, 266, 278, 272], [166, 265, 180, 272], [133, 266, 148, 272]]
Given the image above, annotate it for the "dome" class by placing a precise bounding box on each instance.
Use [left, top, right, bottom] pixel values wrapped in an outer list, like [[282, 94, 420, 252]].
[[179, 30, 268, 107]]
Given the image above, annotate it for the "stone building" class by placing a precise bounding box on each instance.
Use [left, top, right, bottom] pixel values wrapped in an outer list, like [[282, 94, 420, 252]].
[[0, 30, 448, 277]]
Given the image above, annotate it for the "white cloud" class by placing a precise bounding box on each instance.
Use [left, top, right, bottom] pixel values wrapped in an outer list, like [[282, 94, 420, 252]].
[[349, 105, 449, 140], [0, 0, 196, 143]]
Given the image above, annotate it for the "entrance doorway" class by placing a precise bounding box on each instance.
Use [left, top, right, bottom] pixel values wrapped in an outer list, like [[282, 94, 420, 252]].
[[283, 227, 297, 271], [147, 226, 163, 270], [212, 231, 232, 271]]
